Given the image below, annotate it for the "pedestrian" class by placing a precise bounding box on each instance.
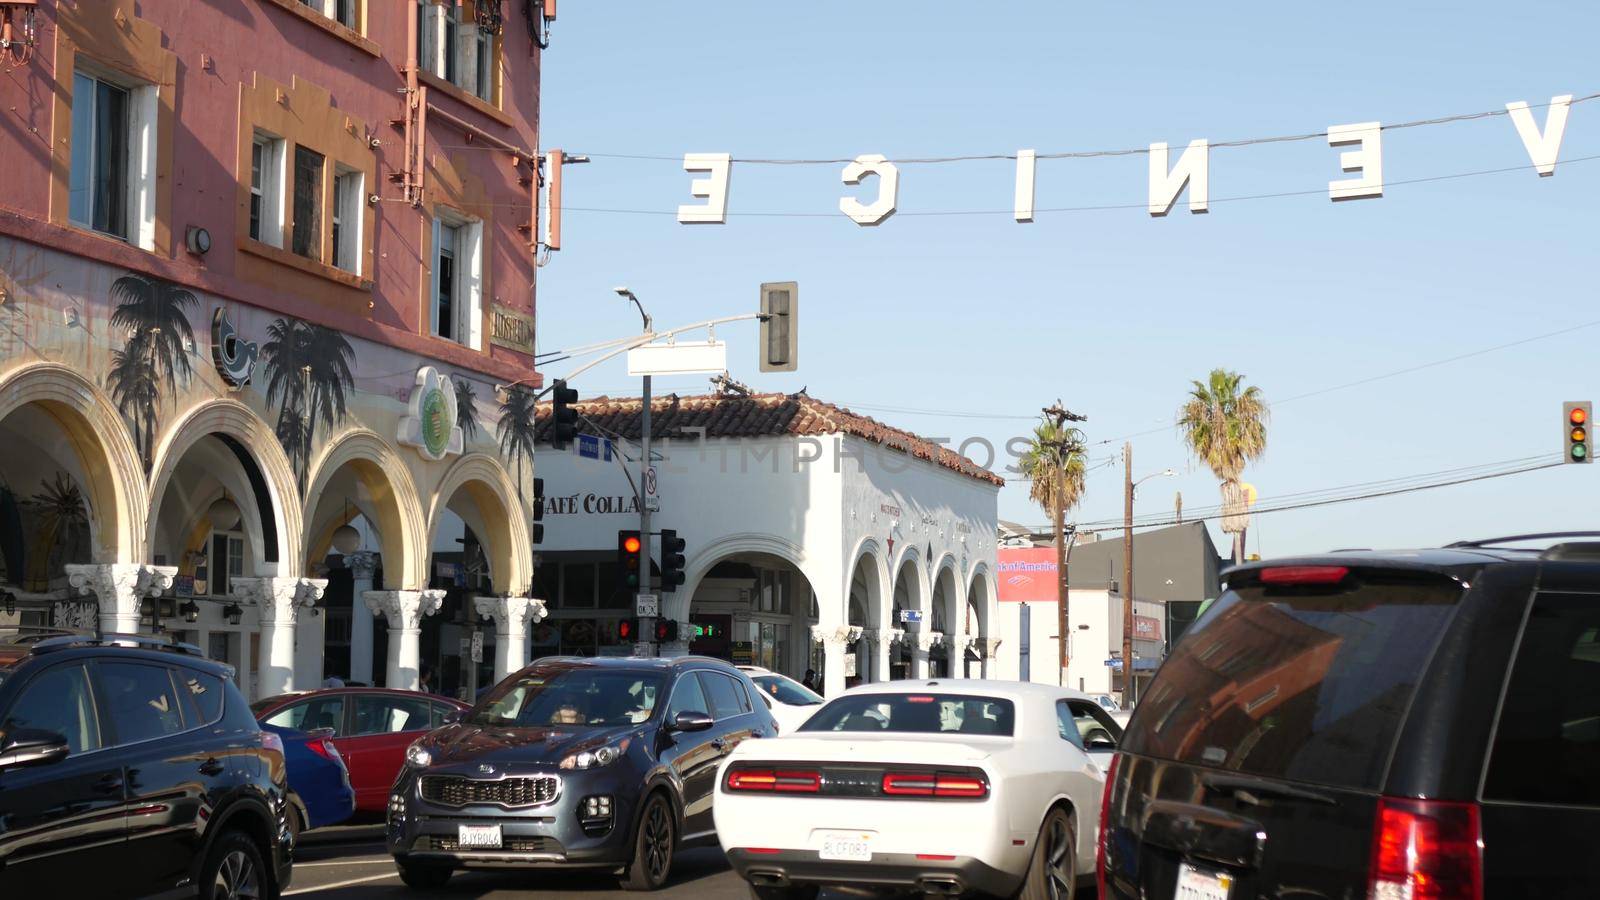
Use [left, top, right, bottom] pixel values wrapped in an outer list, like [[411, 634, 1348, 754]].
[[419, 662, 437, 695], [802, 668, 819, 693]]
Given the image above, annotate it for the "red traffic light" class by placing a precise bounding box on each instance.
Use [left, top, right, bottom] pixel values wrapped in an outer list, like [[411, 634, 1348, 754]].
[[1572, 406, 1588, 426], [623, 535, 641, 554]]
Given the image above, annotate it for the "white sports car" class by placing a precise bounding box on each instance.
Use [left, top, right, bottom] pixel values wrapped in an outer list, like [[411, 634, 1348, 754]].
[[738, 665, 825, 734], [714, 680, 1121, 899]]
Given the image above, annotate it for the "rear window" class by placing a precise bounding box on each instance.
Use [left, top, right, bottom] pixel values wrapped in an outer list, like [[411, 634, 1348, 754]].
[[800, 693, 1015, 736], [1122, 572, 1463, 791]]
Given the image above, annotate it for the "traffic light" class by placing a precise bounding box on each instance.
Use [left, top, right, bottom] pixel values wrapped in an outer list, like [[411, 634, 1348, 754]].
[[1565, 402, 1592, 464], [660, 529, 686, 592], [549, 379, 579, 449], [618, 530, 642, 589], [618, 617, 640, 642], [655, 619, 679, 642], [759, 281, 798, 372], [531, 477, 545, 544]]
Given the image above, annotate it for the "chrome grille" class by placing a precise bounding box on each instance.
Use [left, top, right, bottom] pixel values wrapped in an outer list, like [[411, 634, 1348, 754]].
[[415, 835, 564, 854], [421, 774, 560, 808]]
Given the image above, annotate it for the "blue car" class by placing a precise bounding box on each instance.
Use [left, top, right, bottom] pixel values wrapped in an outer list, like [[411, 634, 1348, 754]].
[[263, 723, 357, 839]]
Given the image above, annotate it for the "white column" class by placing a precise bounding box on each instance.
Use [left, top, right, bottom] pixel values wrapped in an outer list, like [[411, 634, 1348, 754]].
[[979, 638, 1001, 679], [914, 632, 944, 680], [294, 607, 325, 687], [346, 552, 378, 684], [873, 628, 903, 682], [473, 595, 548, 682], [66, 564, 178, 635], [811, 625, 860, 698], [235, 577, 327, 699], [366, 589, 445, 690]]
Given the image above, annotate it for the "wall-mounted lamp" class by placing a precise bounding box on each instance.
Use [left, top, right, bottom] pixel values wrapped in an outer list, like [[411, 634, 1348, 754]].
[[179, 600, 200, 623], [2, 591, 14, 617], [186, 226, 212, 256], [222, 602, 243, 626]]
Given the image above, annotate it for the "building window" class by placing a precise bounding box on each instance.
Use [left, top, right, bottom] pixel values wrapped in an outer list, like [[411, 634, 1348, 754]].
[[331, 168, 363, 274], [300, 0, 359, 29], [291, 145, 325, 261], [69, 72, 131, 239], [249, 133, 286, 245], [474, 27, 495, 101], [430, 212, 483, 348], [417, 0, 496, 102], [209, 532, 245, 598]]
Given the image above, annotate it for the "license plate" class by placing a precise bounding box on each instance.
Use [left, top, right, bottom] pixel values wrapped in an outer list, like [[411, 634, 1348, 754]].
[[1174, 863, 1233, 900], [817, 830, 874, 862], [457, 824, 503, 849]]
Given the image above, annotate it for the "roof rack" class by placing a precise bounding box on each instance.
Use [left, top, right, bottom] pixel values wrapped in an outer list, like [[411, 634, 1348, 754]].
[[1445, 531, 1600, 549], [31, 632, 205, 658], [0, 625, 95, 644]]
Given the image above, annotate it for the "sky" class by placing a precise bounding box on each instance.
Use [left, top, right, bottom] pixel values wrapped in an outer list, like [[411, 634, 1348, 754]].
[[532, 1, 1600, 556]]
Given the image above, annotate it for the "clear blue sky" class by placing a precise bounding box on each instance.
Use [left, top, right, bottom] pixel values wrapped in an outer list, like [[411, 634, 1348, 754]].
[[534, 1, 1600, 556]]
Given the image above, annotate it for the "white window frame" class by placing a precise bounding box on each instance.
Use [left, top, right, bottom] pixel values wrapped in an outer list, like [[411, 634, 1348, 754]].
[[250, 131, 286, 247], [419, 1, 493, 101], [471, 24, 494, 101], [331, 167, 364, 275], [430, 210, 484, 350], [302, 0, 358, 29], [69, 64, 159, 251]]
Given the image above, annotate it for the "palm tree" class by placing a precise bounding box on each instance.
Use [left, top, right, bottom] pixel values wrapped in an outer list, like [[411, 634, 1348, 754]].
[[454, 377, 481, 443], [106, 332, 161, 468], [261, 318, 355, 492], [25, 472, 89, 590], [1177, 368, 1268, 564], [1018, 417, 1088, 671], [497, 386, 537, 505], [108, 273, 198, 396]]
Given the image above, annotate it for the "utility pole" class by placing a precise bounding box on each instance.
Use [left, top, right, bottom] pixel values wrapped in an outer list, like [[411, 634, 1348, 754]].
[[618, 289, 656, 656], [1123, 442, 1135, 708], [1043, 401, 1086, 685]]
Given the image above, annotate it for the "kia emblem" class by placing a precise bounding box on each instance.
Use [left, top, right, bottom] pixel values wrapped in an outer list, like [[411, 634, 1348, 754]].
[[478, 764, 495, 775]]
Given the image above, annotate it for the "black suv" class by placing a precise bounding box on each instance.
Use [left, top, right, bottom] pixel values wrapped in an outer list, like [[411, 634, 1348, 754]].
[[387, 655, 777, 891], [0, 630, 294, 899], [1100, 537, 1600, 900]]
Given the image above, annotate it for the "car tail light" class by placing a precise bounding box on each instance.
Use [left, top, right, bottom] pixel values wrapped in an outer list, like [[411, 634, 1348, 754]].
[[881, 772, 989, 799], [306, 737, 341, 762], [260, 730, 284, 756], [725, 768, 821, 793], [1258, 565, 1349, 585], [1097, 753, 1120, 897], [1368, 797, 1483, 900]]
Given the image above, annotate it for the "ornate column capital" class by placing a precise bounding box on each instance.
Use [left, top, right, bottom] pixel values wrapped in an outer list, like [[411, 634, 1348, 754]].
[[916, 631, 946, 651], [65, 564, 178, 625], [234, 577, 328, 626], [344, 551, 379, 581], [366, 589, 446, 632], [473, 595, 549, 630], [977, 637, 1003, 657], [810, 624, 863, 646]]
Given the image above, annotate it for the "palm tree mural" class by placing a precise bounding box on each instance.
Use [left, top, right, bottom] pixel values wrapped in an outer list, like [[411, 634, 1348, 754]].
[[1177, 368, 1268, 564], [497, 385, 537, 504], [104, 273, 199, 470], [262, 317, 356, 493], [24, 472, 89, 591], [454, 377, 481, 443]]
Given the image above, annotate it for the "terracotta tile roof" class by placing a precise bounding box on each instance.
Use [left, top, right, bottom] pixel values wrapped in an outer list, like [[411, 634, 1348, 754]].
[[535, 391, 1005, 486]]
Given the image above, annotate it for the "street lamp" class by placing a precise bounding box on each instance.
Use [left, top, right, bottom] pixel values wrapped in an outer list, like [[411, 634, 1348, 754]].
[[614, 287, 657, 654], [1122, 446, 1175, 709]]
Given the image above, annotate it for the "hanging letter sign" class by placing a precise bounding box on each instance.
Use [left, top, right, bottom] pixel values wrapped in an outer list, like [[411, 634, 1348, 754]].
[[399, 367, 464, 461]]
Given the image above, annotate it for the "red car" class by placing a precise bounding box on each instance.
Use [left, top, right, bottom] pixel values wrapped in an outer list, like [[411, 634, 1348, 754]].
[[252, 687, 469, 816]]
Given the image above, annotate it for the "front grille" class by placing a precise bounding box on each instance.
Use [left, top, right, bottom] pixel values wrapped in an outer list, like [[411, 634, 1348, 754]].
[[414, 835, 565, 854], [421, 775, 560, 808]]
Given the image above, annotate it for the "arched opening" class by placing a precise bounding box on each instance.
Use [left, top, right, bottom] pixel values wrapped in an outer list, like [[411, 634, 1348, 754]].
[[688, 551, 818, 682], [891, 558, 923, 679], [847, 554, 880, 685], [967, 569, 993, 677], [929, 564, 958, 678]]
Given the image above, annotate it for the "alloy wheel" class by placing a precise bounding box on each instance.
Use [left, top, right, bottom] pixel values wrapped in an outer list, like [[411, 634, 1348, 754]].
[[643, 799, 672, 881], [1044, 814, 1075, 900], [211, 849, 262, 900]]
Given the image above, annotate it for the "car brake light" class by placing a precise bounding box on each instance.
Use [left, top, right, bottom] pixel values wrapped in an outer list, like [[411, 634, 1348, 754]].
[[882, 772, 989, 798], [726, 769, 821, 793], [260, 730, 284, 755], [1097, 753, 1120, 897], [1368, 797, 1483, 900], [306, 738, 340, 762], [1259, 565, 1350, 586], [906, 696, 936, 703]]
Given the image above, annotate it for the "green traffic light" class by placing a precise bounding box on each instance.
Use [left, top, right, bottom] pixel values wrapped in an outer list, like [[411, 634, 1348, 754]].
[[1573, 444, 1588, 461]]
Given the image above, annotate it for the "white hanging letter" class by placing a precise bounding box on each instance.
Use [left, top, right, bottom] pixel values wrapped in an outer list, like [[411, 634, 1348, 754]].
[[1014, 149, 1036, 223], [677, 153, 732, 224], [1506, 95, 1572, 176], [839, 154, 899, 226], [1327, 122, 1383, 201], [1148, 139, 1209, 216]]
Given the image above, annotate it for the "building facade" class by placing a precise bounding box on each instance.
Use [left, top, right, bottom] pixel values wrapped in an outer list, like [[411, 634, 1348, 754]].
[[0, 0, 552, 699], [531, 391, 1004, 697]]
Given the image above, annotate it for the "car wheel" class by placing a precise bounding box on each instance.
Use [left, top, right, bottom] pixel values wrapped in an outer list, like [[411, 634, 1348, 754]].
[[749, 885, 820, 900], [199, 830, 268, 900], [619, 792, 675, 891], [286, 800, 305, 846], [1015, 806, 1076, 900], [396, 858, 452, 889]]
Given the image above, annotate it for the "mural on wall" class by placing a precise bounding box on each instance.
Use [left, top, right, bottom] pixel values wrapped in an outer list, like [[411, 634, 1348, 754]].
[[105, 273, 199, 471], [262, 317, 356, 493], [497, 385, 537, 504], [454, 376, 481, 442], [0, 243, 48, 360], [0, 472, 91, 593]]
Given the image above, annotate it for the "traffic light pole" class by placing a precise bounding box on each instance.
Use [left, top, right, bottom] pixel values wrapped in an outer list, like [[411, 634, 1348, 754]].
[[639, 371, 655, 657]]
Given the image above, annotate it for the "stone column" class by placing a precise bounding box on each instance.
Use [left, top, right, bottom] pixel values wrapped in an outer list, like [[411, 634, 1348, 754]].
[[366, 590, 445, 690], [865, 628, 891, 684], [914, 632, 944, 680], [345, 552, 378, 685], [66, 564, 178, 635], [811, 625, 861, 698], [294, 601, 325, 687], [234, 577, 327, 699], [979, 637, 1002, 679], [473, 595, 548, 682]]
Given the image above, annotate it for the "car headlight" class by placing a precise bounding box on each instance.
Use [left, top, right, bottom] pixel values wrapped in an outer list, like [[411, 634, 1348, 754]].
[[559, 737, 631, 770], [405, 741, 433, 768]]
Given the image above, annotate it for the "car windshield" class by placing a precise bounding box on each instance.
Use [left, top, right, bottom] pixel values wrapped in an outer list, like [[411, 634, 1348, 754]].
[[800, 693, 1015, 736], [753, 674, 823, 706], [469, 669, 664, 728]]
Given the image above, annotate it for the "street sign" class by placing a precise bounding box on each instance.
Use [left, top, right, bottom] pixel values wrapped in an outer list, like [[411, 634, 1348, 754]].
[[627, 340, 728, 376], [636, 593, 660, 618], [645, 465, 658, 499], [899, 609, 923, 624], [470, 631, 483, 663]]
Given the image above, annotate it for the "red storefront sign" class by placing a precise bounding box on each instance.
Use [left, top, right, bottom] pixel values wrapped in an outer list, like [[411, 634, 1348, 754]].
[[1134, 614, 1163, 641], [997, 547, 1058, 603]]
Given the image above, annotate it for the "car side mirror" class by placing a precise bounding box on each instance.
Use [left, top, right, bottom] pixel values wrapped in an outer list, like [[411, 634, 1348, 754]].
[[669, 711, 714, 733], [0, 728, 70, 770], [1087, 737, 1117, 751], [442, 709, 464, 725]]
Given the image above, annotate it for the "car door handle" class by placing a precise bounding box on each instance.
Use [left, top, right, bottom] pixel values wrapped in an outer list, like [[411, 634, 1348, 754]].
[[710, 738, 728, 751], [198, 758, 225, 777], [93, 773, 124, 794]]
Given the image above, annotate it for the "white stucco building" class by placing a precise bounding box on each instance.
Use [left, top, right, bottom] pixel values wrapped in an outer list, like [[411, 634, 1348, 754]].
[[532, 389, 1003, 697]]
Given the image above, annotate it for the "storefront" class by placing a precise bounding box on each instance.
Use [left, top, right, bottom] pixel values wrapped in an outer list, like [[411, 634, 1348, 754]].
[[531, 389, 1002, 697]]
